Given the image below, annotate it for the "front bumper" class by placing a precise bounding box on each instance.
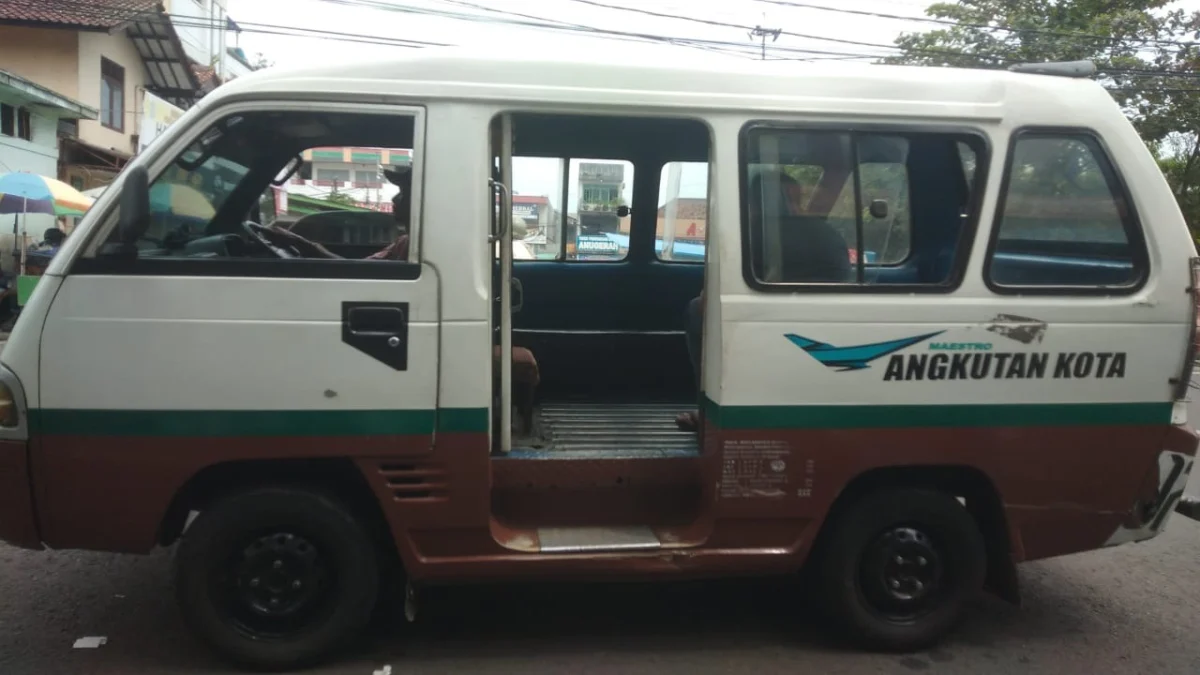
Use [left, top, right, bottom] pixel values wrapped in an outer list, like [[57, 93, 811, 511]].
[[0, 439, 41, 549]]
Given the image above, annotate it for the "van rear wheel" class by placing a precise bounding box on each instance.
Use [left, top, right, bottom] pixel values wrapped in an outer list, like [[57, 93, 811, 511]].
[[174, 487, 380, 670], [816, 488, 986, 651]]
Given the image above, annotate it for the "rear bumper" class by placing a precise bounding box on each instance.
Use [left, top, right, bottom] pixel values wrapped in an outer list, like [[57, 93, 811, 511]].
[[0, 439, 41, 549], [1103, 425, 1197, 547]]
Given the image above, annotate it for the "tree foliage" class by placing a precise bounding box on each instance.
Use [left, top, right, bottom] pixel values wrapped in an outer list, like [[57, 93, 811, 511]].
[[888, 0, 1200, 233]]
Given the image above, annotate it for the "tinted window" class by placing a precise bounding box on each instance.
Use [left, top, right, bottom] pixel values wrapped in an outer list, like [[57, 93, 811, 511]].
[[988, 133, 1143, 289], [741, 126, 983, 288]]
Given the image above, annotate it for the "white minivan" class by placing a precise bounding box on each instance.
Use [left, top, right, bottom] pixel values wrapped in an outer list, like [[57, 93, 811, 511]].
[[0, 51, 1195, 669]]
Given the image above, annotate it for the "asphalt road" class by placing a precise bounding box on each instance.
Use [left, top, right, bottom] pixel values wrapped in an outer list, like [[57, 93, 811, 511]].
[[0, 417, 1198, 673]]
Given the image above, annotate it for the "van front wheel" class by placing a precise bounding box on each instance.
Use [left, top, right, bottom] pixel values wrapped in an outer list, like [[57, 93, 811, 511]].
[[174, 487, 380, 670], [817, 488, 986, 651]]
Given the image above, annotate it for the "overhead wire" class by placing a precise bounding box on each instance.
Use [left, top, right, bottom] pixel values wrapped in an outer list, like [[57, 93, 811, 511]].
[[751, 0, 1200, 49], [33, 0, 1200, 81]]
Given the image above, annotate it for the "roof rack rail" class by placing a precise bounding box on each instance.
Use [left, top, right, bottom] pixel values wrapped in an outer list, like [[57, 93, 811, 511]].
[[1007, 60, 1096, 78]]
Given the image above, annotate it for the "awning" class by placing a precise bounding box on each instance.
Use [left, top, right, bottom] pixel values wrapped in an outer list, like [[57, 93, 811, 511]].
[[124, 9, 203, 108], [61, 136, 131, 171], [0, 69, 97, 120]]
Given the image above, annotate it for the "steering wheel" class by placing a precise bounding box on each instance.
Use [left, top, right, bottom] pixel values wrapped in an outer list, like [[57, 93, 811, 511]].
[[241, 221, 301, 259]]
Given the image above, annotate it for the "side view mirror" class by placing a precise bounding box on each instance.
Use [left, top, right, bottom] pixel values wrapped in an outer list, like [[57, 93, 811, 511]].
[[118, 165, 151, 244], [272, 154, 304, 186], [868, 199, 889, 220], [616, 205, 631, 218]]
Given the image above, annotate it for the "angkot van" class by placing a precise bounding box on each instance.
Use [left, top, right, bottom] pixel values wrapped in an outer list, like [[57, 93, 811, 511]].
[[0, 51, 1195, 669]]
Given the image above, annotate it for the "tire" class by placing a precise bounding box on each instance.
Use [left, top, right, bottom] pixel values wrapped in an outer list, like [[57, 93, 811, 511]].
[[174, 487, 381, 671], [816, 488, 986, 652]]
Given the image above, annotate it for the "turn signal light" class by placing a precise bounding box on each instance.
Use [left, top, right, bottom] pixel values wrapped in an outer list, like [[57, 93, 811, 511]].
[[0, 382, 18, 428]]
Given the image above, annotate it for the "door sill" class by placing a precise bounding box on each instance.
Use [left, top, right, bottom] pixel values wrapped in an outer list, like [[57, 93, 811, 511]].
[[538, 525, 661, 553]]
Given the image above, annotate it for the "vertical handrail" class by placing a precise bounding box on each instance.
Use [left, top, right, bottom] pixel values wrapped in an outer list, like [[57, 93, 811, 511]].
[[497, 114, 514, 454]]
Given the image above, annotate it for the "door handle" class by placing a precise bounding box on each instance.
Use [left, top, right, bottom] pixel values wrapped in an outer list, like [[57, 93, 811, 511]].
[[347, 306, 406, 336], [342, 302, 409, 371]]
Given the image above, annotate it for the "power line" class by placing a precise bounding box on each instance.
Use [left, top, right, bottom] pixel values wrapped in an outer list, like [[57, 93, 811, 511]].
[[430, 0, 762, 59], [38, 0, 1200, 80], [751, 0, 1200, 50], [557, 0, 1007, 63], [314, 0, 884, 60]]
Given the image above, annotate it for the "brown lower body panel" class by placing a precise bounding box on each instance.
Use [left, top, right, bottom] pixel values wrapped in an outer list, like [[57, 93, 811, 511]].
[[25, 424, 1194, 583], [0, 439, 40, 549]]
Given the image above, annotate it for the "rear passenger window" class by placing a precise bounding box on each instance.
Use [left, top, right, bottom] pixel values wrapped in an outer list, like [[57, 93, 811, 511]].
[[656, 162, 708, 262], [504, 157, 632, 261], [987, 132, 1145, 290], [740, 125, 985, 289]]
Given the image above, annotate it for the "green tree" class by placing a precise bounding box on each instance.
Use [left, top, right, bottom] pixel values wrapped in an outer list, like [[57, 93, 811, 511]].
[[888, 0, 1200, 232]]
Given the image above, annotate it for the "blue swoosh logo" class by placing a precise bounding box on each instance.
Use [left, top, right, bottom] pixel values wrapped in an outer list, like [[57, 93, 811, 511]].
[[784, 331, 944, 371]]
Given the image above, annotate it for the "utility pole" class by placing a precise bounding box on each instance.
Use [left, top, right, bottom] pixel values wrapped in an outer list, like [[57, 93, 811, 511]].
[[748, 25, 781, 60]]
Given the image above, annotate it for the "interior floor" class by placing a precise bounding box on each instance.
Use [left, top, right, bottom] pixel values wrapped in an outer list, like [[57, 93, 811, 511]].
[[510, 402, 700, 457]]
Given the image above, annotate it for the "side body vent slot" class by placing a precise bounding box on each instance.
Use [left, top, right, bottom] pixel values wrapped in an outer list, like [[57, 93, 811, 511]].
[[379, 462, 448, 501]]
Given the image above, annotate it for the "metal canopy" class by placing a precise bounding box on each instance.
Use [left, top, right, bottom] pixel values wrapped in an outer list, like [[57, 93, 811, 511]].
[[125, 11, 202, 108]]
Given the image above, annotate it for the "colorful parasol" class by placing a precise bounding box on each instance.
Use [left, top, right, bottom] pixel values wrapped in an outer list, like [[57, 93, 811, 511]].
[[150, 182, 216, 220], [0, 172, 93, 216]]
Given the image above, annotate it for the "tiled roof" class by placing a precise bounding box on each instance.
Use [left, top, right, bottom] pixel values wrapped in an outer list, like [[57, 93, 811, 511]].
[[191, 63, 218, 89], [658, 197, 708, 221], [0, 0, 159, 29]]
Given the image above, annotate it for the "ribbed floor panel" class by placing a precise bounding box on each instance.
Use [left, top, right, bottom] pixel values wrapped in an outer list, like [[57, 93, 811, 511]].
[[512, 402, 700, 456]]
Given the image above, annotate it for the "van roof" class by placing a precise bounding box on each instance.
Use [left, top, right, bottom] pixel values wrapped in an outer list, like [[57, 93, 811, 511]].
[[210, 47, 1115, 122]]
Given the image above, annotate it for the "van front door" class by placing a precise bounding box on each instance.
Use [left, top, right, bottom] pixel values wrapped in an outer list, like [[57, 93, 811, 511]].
[[32, 103, 440, 553]]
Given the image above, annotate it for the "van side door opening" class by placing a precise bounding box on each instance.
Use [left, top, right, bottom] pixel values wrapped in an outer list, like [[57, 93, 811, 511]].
[[487, 113, 714, 549], [489, 114, 711, 452]]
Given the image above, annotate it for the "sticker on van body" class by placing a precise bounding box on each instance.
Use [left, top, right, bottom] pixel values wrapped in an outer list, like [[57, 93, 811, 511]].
[[784, 332, 1128, 381], [782, 332, 944, 372]]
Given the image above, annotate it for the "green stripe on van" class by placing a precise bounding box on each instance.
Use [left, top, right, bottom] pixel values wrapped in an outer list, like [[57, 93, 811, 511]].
[[31, 408, 490, 437], [703, 399, 1172, 430], [29, 402, 1169, 438]]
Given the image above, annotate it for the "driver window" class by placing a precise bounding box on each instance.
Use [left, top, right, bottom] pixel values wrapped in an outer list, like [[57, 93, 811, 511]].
[[104, 110, 418, 264]]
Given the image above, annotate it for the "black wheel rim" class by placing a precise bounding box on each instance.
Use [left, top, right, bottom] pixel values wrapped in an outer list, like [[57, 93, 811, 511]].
[[857, 525, 949, 624], [212, 530, 338, 641]]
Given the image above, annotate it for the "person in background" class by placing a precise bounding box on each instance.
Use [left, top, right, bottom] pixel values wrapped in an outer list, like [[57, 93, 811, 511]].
[[32, 227, 66, 255]]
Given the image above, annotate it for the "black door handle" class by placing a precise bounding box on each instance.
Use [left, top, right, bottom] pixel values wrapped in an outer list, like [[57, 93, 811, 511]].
[[342, 302, 409, 370], [347, 306, 406, 336]]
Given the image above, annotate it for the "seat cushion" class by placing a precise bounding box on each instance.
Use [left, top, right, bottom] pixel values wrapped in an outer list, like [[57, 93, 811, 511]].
[[494, 345, 540, 386]]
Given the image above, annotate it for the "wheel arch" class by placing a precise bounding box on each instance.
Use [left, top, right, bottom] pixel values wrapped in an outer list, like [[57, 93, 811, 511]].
[[811, 464, 1019, 605], [158, 458, 396, 561]]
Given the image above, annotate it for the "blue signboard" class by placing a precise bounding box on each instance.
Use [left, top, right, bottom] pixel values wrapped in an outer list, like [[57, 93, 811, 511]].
[[576, 235, 620, 254]]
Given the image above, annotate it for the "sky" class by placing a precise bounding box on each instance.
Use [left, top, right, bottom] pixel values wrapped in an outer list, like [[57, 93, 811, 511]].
[[223, 0, 1200, 209]]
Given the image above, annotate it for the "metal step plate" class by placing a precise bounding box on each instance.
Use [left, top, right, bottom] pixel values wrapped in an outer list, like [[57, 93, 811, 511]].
[[537, 402, 700, 455], [537, 525, 662, 553]]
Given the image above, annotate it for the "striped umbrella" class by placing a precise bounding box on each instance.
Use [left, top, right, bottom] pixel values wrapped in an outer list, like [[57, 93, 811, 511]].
[[0, 173, 94, 276], [150, 182, 216, 220], [0, 172, 93, 216]]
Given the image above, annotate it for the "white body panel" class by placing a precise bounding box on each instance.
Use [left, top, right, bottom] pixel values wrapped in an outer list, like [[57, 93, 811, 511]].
[[39, 275, 438, 412], [1, 48, 1191, 424]]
